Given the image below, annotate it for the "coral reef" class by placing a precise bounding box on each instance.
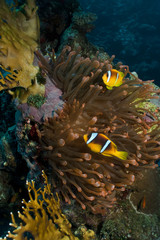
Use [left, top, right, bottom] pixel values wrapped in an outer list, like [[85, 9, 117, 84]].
[[57, 17, 106, 59], [15, 117, 40, 174], [27, 94, 46, 108], [100, 199, 160, 240], [74, 225, 96, 240], [0, 126, 17, 170], [0, 92, 16, 135], [9, 77, 45, 104], [72, 11, 97, 33], [0, 122, 29, 237], [0, 170, 15, 206], [0, 0, 39, 91], [36, 46, 160, 214], [2, 171, 79, 240], [17, 74, 64, 122], [63, 202, 103, 235], [0, 0, 160, 238], [36, 0, 108, 64], [129, 168, 160, 216], [37, 0, 79, 52]]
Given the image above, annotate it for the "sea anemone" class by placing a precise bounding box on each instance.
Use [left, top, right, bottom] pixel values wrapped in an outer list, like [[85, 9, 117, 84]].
[[37, 46, 160, 213]]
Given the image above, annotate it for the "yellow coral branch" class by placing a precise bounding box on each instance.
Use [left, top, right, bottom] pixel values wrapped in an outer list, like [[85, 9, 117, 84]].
[[3, 171, 79, 240]]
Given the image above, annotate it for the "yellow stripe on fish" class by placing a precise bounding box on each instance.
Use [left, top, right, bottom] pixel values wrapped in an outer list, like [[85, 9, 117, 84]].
[[102, 69, 124, 90], [83, 133, 128, 160]]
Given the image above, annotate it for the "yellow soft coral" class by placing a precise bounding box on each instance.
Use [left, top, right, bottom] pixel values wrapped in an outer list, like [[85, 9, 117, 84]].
[[0, 0, 40, 91], [3, 171, 79, 240]]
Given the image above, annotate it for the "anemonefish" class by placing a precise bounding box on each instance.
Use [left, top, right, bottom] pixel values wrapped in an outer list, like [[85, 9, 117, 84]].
[[102, 69, 124, 90], [137, 196, 146, 211], [83, 133, 128, 160]]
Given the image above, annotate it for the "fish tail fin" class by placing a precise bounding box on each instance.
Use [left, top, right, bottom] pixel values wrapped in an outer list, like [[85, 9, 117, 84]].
[[114, 150, 128, 160]]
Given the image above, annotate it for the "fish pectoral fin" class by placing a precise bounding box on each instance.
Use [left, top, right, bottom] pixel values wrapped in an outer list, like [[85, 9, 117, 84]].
[[114, 150, 128, 160], [116, 81, 123, 87], [106, 86, 113, 90]]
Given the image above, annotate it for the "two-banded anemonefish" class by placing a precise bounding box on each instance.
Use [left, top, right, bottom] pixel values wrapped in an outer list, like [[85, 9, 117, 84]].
[[102, 69, 124, 90], [137, 196, 146, 211], [83, 133, 128, 160]]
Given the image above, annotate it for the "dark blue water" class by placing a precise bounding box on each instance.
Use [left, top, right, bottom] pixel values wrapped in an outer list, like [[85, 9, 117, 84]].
[[79, 0, 160, 86]]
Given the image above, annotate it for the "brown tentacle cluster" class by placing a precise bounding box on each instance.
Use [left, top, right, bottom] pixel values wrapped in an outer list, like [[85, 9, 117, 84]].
[[38, 46, 160, 213]]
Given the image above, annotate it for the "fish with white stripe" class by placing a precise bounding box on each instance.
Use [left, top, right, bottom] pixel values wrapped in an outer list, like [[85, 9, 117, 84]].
[[83, 133, 128, 160], [102, 69, 124, 90]]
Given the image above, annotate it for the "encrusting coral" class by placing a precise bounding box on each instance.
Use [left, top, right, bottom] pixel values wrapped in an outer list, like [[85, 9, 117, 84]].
[[0, 0, 39, 91], [1, 171, 79, 240], [36, 46, 160, 214]]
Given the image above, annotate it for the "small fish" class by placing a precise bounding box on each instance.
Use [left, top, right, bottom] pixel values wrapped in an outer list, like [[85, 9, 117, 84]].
[[10, 193, 18, 204], [83, 133, 128, 160], [137, 196, 146, 211], [102, 69, 124, 90]]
